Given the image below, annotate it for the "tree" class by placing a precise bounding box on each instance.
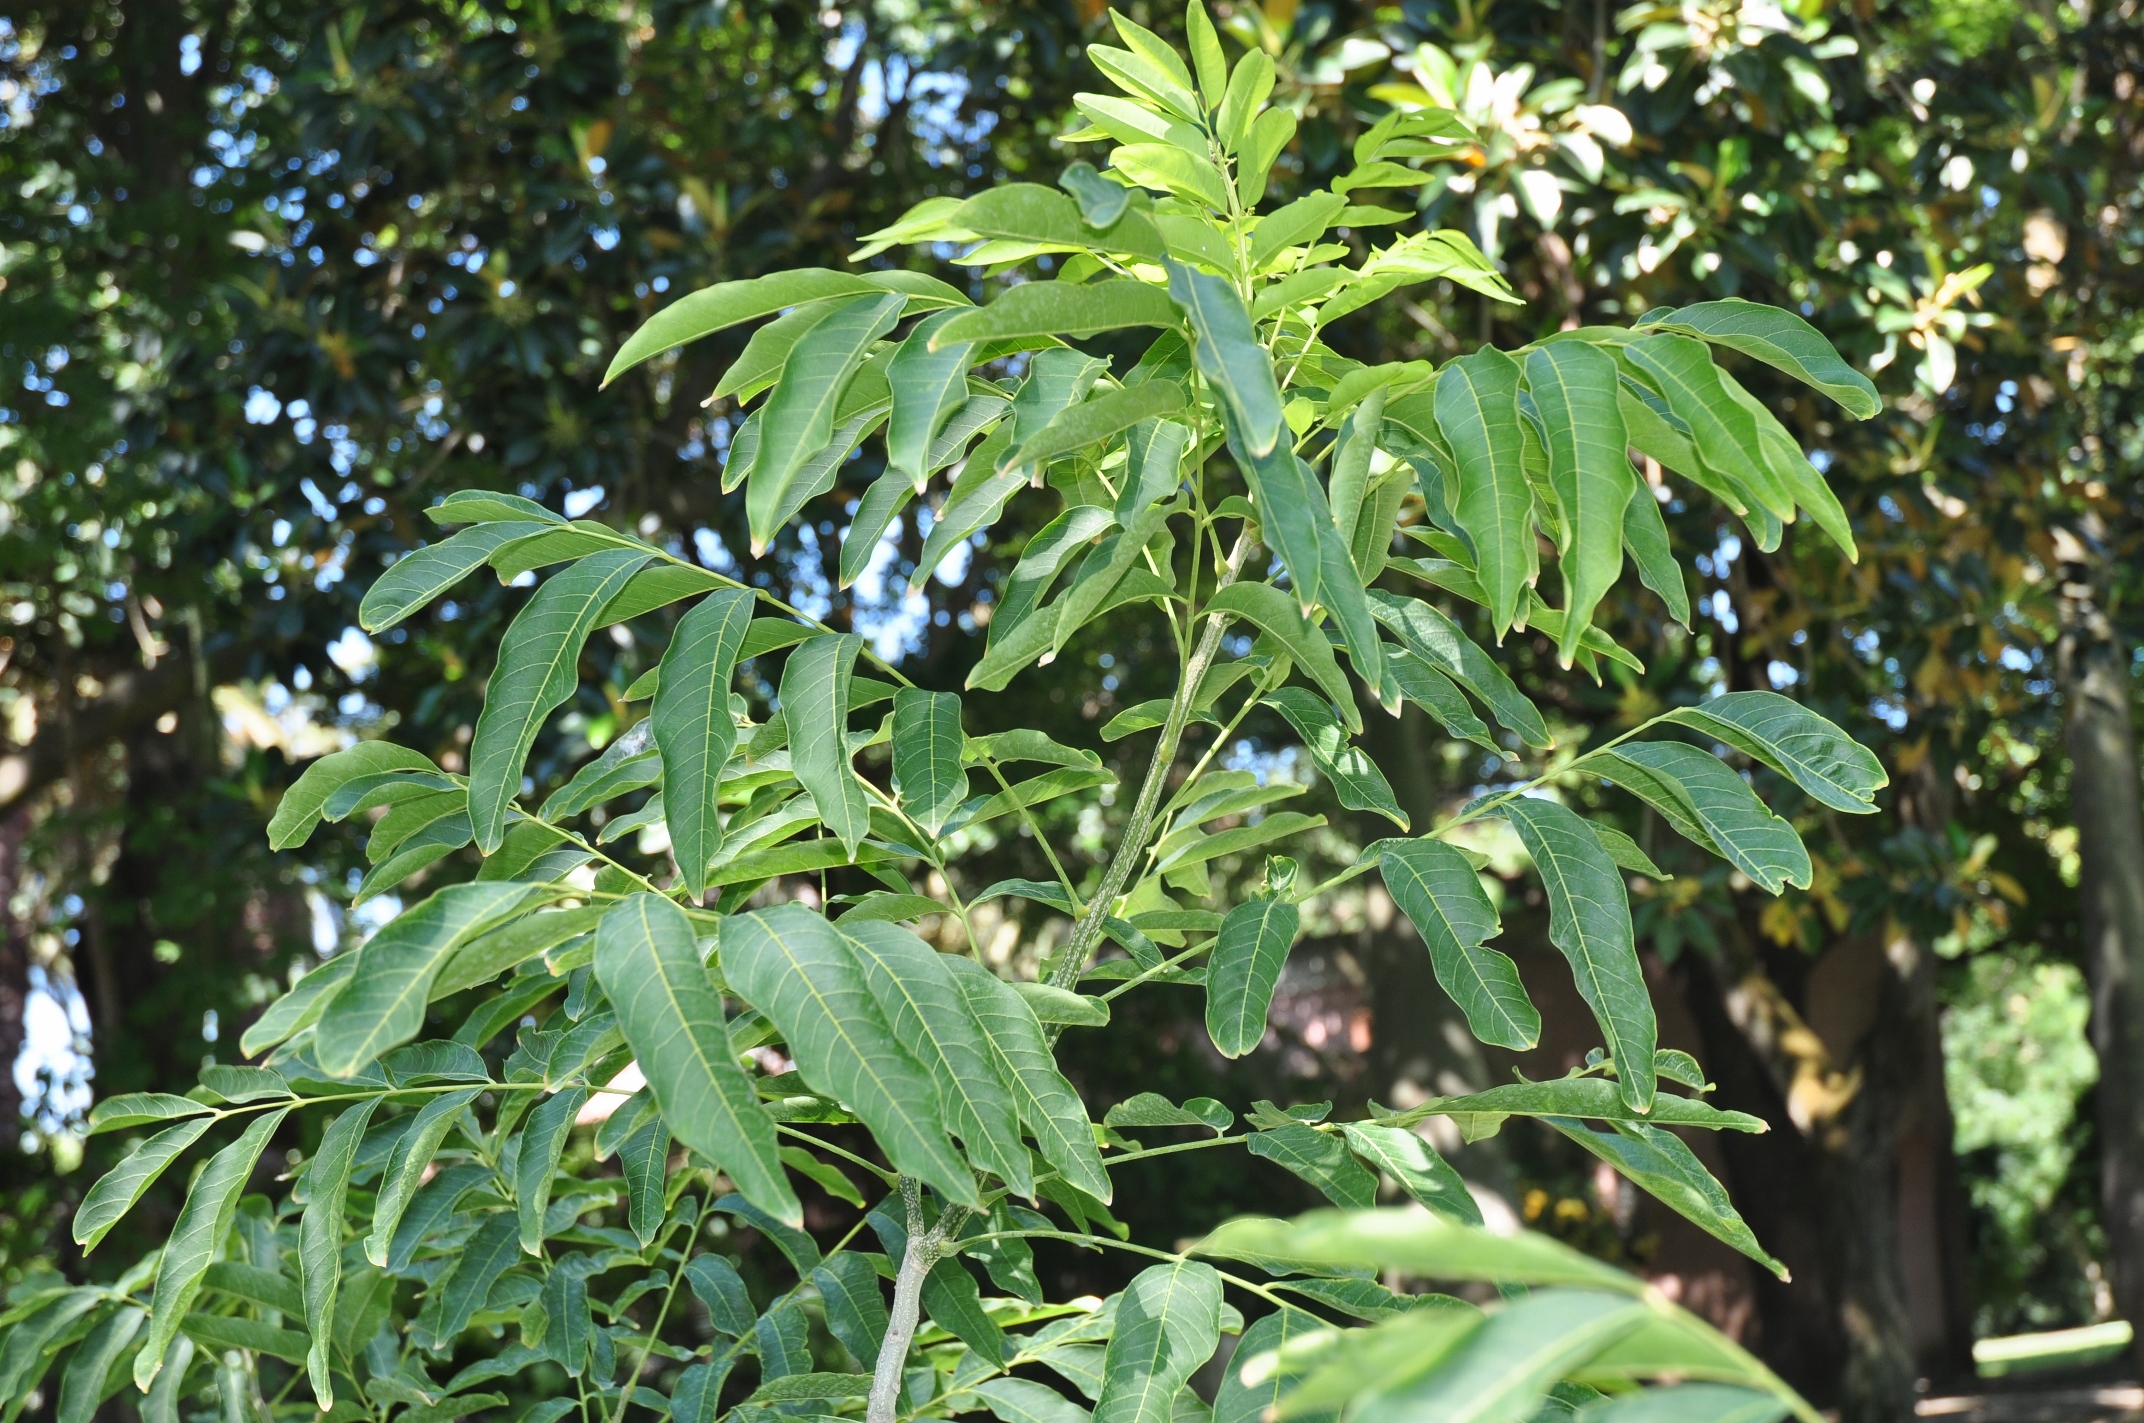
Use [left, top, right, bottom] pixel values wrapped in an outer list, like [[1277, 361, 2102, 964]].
[[3, 12, 1891, 1423]]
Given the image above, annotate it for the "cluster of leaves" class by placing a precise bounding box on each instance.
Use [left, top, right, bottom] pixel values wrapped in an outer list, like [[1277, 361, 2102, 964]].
[[7, 9, 1895, 1423]]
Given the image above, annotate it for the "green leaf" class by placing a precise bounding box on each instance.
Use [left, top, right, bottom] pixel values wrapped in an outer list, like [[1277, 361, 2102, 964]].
[[604, 270, 890, 385], [923, 1257, 1006, 1361], [467, 549, 651, 851], [1368, 592, 1550, 748], [1204, 898, 1300, 1058], [841, 469, 920, 589], [1524, 343, 1633, 661], [1265, 690, 1405, 829], [381, 1160, 487, 1267], [238, 957, 356, 1058], [998, 507, 1118, 640], [1425, 1078, 1764, 1133], [838, 916, 1033, 1194], [1105, 1093, 1232, 1133], [435, 906, 604, 999], [1121, 418, 1192, 518], [596, 895, 797, 1226], [1499, 800, 1654, 1112], [268, 741, 440, 850], [367, 1088, 483, 1266], [1250, 193, 1350, 271], [1096, 1262, 1224, 1423], [134, 1109, 288, 1389], [812, 1254, 889, 1364], [944, 956, 1112, 1201], [652, 589, 754, 898], [1597, 744, 1811, 893], [684, 1254, 757, 1337], [722, 904, 977, 1206], [1205, 584, 1356, 729], [595, 562, 732, 629], [85, 1091, 213, 1137], [1357, 1288, 1650, 1423], [934, 280, 1181, 349], [980, 1377, 1096, 1423], [1639, 299, 1879, 419], [360, 523, 548, 633], [57, 1305, 143, 1423], [1010, 381, 1186, 472], [514, 1088, 591, 1254], [1061, 160, 1135, 226], [1620, 335, 1792, 523], [887, 311, 979, 483], [617, 1117, 670, 1246], [711, 299, 844, 405], [748, 293, 905, 549], [1216, 49, 1274, 152], [1551, 1119, 1785, 1277], [1340, 1122, 1480, 1223], [1113, 144, 1229, 208], [1247, 1124, 1377, 1207], [1214, 1308, 1324, 1423], [314, 884, 534, 1076], [72, 1117, 210, 1252], [1015, 982, 1112, 1027], [779, 633, 872, 857], [1621, 485, 1690, 625], [1661, 692, 1885, 813], [1168, 260, 1282, 456], [1090, 36, 1199, 119], [914, 461, 1025, 587], [1237, 107, 1296, 204], [300, 1100, 377, 1407], [892, 689, 969, 836], [1580, 1384, 1789, 1423]]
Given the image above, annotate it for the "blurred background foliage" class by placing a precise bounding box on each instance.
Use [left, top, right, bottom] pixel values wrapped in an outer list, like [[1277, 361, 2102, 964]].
[[1, 0, 2142, 1416]]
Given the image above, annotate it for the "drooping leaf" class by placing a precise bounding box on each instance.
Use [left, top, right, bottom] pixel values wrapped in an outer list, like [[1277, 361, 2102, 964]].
[[813, 1253, 890, 1365], [1168, 260, 1283, 457], [619, 1117, 671, 1247], [595, 894, 796, 1223], [684, 1254, 757, 1338], [604, 270, 892, 384], [367, 1088, 484, 1266], [1498, 800, 1654, 1112], [1247, 1124, 1378, 1208], [887, 311, 979, 484], [892, 689, 968, 836], [1423, 1078, 1763, 1133], [300, 1099, 377, 1406], [1620, 335, 1792, 523], [1204, 898, 1300, 1059], [1205, 583, 1356, 729], [134, 1109, 289, 1389], [1265, 690, 1405, 829], [979, 1377, 1096, 1423], [943, 956, 1112, 1201], [1095, 1262, 1224, 1423], [360, 523, 550, 633], [467, 548, 652, 851], [1105, 1093, 1233, 1134], [1368, 592, 1550, 748], [1214, 1308, 1326, 1423], [653, 589, 755, 898], [1009, 381, 1187, 473], [56, 1305, 143, 1423], [1433, 351, 1532, 635], [1596, 743, 1811, 893], [781, 633, 872, 857], [1638, 298, 1879, 419], [748, 293, 906, 549], [514, 1087, 591, 1255], [1121, 418, 1192, 518], [1377, 839, 1537, 1051], [1340, 1122, 1481, 1223], [1661, 692, 1886, 813], [314, 883, 534, 1077], [1354, 1288, 1651, 1423], [267, 741, 440, 850], [1621, 484, 1691, 625], [72, 1117, 211, 1252], [1524, 343, 1633, 662], [721, 904, 977, 1206], [925, 1256, 1008, 1361], [1548, 1119, 1786, 1278]]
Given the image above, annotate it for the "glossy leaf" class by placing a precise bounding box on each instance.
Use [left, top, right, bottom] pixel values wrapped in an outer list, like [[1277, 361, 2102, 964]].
[[1597, 743, 1811, 893], [360, 522, 548, 633], [653, 588, 755, 898], [1205, 897, 1300, 1058], [887, 311, 978, 483], [605, 270, 890, 384], [933, 280, 1181, 348], [1549, 1119, 1786, 1278], [1248, 1124, 1378, 1208], [781, 633, 872, 857], [1341, 1122, 1481, 1223], [1168, 260, 1282, 457], [1368, 592, 1550, 748]]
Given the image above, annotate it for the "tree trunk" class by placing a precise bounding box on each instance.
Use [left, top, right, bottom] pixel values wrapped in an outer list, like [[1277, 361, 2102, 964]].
[[2059, 564, 2144, 1362]]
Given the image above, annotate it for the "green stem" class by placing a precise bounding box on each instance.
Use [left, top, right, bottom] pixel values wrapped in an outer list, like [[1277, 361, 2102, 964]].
[[1102, 1133, 1248, 1167]]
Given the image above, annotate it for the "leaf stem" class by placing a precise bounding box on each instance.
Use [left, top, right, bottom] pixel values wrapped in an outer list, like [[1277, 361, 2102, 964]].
[[1101, 1132, 1247, 1166]]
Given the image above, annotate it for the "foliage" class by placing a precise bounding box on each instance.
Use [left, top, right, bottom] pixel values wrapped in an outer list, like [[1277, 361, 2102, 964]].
[[0, 11, 1896, 1423]]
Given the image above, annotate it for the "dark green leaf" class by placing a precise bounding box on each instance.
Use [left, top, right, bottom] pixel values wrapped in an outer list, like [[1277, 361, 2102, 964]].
[[1205, 899, 1300, 1059], [892, 689, 967, 836], [361, 523, 549, 633], [1247, 1125, 1377, 1207], [1168, 260, 1282, 457], [1524, 343, 1633, 662], [933, 280, 1181, 349], [944, 956, 1112, 1200], [1598, 744, 1811, 893], [1662, 692, 1886, 813], [73, 1117, 211, 1252], [1377, 840, 1538, 1050], [1095, 1262, 1224, 1423], [1549, 1119, 1785, 1278], [654, 589, 755, 898], [315, 884, 534, 1076], [781, 633, 872, 857], [301, 1099, 377, 1406]]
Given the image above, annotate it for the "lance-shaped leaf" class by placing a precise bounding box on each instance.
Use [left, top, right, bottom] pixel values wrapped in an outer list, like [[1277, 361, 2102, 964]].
[[933, 280, 1181, 349], [1169, 260, 1282, 456], [72, 1117, 210, 1252], [1434, 351, 1532, 636], [1620, 335, 1792, 523], [360, 523, 549, 633], [1597, 743, 1811, 894], [837, 917, 1033, 1193], [1524, 343, 1633, 662], [57, 1305, 143, 1423], [748, 293, 905, 549], [1551, 1118, 1786, 1278], [1500, 800, 1654, 1111], [780, 633, 872, 857], [1214, 1308, 1326, 1423], [1248, 1124, 1378, 1207], [1265, 689, 1406, 829], [1582, 1384, 1791, 1423], [887, 311, 977, 484], [842, 469, 920, 589], [1341, 1122, 1481, 1223], [596, 894, 798, 1224], [997, 507, 1117, 638], [913, 431, 1025, 584], [1121, 418, 1191, 517], [314, 883, 534, 1076], [267, 741, 440, 850], [604, 270, 896, 384], [1622, 484, 1690, 625], [300, 1100, 377, 1407], [383, 1160, 487, 1267], [467, 548, 651, 850], [366, 1087, 483, 1265], [813, 1254, 890, 1365], [1205, 583, 1357, 730], [980, 1378, 1095, 1423], [944, 955, 1112, 1200], [135, 1108, 289, 1389], [514, 1087, 591, 1254], [1639, 298, 1880, 419], [1661, 692, 1886, 813], [892, 689, 968, 837], [1008, 381, 1186, 472], [618, 1117, 670, 1246], [1423, 1078, 1764, 1133], [722, 904, 976, 1206], [653, 589, 754, 898], [1096, 1262, 1224, 1423], [1368, 592, 1550, 748], [1204, 897, 1300, 1058], [422, 1214, 519, 1349], [1363, 1288, 1651, 1423]]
